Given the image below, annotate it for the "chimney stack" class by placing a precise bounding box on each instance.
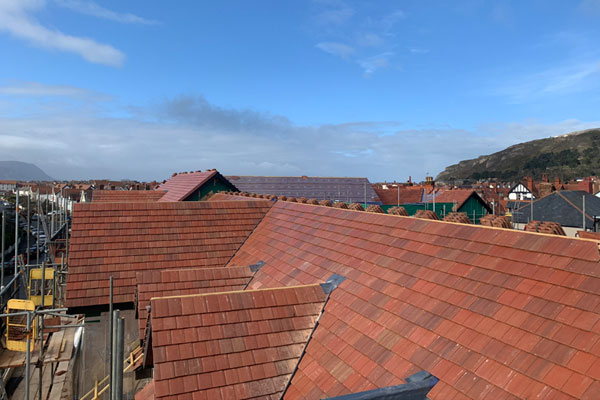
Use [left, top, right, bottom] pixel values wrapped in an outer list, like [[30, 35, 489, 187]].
[[542, 173, 548, 183], [526, 176, 533, 191]]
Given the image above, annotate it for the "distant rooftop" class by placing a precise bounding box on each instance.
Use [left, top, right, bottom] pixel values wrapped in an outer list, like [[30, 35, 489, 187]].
[[226, 175, 380, 204]]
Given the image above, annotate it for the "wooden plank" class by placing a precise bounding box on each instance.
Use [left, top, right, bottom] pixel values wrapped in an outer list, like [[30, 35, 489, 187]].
[[44, 329, 65, 362], [41, 362, 54, 400], [0, 348, 40, 368], [56, 321, 75, 360], [11, 359, 45, 400], [47, 361, 70, 400]]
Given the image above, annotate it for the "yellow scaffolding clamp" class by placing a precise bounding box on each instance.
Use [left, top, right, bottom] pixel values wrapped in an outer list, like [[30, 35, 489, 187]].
[[5, 299, 37, 352], [28, 268, 55, 307]]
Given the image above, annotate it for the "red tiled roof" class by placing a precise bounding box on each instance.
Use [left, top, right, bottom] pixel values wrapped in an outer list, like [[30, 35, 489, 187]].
[[208, 192, 256, 202], [66, 200, 272, 308], [525, 221, 567, 236], [92, 190, 166, 203], [136, 266, 254, 340], [388, 206, 408, 216], [227, 201, 600, 399], [157, 171, 219, 202], [135, 379, 154, 400], [442, 212, 472, 224], [480, 215, 512, 229], [373, 186, 423, 205], [414, 209, 440, 220], [429, 189, 476, 210], [150, 284, 327, 399], [578, 231, 600, 240]]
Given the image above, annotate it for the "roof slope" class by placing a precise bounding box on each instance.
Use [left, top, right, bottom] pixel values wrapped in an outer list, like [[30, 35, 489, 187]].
[[512, 190, 600, 229], [136, 266, 254, 340], [228, 201, 600, 399], [135, 379, 154, 400], [423, 189, 480, 209], [66, 200, 272, 308], [208, 193, 257, 201], [92, 190, 166, 203], [158, 170, 236, 202], [372, 186, 423, 205], [150, 284, 327, 399], [578, 231, 600, 240], [226, 176, 379, 204]]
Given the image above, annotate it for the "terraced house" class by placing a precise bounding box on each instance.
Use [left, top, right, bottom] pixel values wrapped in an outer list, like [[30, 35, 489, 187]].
[[66, 174, 600, 399]]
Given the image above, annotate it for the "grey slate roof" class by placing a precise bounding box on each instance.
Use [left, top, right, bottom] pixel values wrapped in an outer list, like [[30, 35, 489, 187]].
[[511, 190, 600, 229], [226, 176, 380, 204]]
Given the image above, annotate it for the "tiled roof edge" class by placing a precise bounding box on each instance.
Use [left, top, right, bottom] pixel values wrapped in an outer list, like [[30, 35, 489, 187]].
[[159, 170, 218, 201], [279, 274, 345, 398], [149, 283, 322, 301]]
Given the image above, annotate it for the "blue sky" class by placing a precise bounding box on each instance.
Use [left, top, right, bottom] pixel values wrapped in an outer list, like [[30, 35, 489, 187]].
[[0, 0, 599, 181]]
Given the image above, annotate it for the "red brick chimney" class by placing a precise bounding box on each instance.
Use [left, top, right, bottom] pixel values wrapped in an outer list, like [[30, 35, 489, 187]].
[[526, 176, 533, 191], [582, 177, 593, 193], [424, 176, 435, 192]]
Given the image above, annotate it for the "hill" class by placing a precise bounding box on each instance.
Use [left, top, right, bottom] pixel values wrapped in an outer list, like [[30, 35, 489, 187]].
[[0, 161, 54, 181], [436, 128, 600, 183]]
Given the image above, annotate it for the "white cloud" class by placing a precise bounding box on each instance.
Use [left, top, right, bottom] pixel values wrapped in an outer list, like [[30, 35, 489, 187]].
[[493, 60, 600, 102], [356, 32, 384, 47], [53, 0, 158, 25], [409, 47, 429, 54], [357, 52, 394, 76], [310, 5, 405, 77], [316, 42, 355, 58], [0, 0, 125, 66], [0, 80, 110, 100], [313, 0, 354, 25], [2, 88, 597, 182]]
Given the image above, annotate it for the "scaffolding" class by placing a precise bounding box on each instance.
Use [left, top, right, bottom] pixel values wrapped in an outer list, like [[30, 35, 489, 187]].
[[0, 188, 74, 400]]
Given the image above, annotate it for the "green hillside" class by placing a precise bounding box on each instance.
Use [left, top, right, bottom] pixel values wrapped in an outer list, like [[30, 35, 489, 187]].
[[436, 128, 600, 182]]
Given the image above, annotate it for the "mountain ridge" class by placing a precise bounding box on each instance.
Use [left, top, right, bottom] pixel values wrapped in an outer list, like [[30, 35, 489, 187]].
[[436, 128, 600, 183], [0, 161, 54, 181]]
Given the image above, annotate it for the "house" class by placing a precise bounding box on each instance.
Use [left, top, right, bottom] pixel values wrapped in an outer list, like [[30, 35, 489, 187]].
[[422, 189, 491, 223], [66, 194, 600, 399], [226, 175, 380, 204], [66, 200, 271, 309], [563, 177, 596, 194], [507, 177, 538, 200], [511, 190, 600, 236], [0, 180, 17, 194], [372, 185, 423, 206], [134, 196, 600, 399], [157, 169, 238, 201]]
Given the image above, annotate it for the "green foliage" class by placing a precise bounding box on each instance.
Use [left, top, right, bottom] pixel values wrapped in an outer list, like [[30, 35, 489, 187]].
[[523, 149, 580, 170]]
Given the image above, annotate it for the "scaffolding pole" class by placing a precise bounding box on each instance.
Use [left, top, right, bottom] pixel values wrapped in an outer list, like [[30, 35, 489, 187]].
[[110, 309, 120, 400], [51, 190, 54, 238], [1, 210, 5, 289], [27, 192, 30, 266], [15, 190, 19, 276], [38, 263, 45, 400], [36, 192, 40, 265], [109, 277, 114, 400], [115, 316, 124, 399], [25, 311, 32, 400]]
